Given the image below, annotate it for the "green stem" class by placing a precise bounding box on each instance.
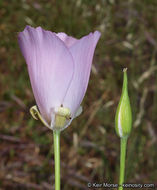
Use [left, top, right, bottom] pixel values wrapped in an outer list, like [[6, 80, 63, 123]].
[[53, 130, 60, 190], [119, 137, 128, 190]]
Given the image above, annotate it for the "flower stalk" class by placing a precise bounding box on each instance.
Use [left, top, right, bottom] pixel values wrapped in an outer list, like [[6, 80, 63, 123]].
[[119, 137, 127, 190], [53, 130, 61, 190]]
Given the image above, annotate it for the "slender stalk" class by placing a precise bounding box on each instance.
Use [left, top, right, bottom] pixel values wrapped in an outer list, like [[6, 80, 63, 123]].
[[119, 137, 128, 190], [53, 130, 60, 190]]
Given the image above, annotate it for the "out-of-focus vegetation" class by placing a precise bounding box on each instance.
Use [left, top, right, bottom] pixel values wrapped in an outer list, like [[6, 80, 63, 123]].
[[0, 0, 157, 189]]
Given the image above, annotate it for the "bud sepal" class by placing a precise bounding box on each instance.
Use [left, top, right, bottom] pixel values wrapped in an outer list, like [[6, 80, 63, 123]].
[[115, 68, 132, 138]]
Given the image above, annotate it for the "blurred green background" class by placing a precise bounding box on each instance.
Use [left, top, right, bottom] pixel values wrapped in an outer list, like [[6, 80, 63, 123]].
[[0, 0, 157, 189]]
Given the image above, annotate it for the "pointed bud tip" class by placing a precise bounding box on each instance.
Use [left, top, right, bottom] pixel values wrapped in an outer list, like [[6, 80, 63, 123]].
[[123, 68, 127, 72]]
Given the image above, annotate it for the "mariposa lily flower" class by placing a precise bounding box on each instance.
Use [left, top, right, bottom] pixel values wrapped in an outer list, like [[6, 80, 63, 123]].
[[18, 26, 101, 131]]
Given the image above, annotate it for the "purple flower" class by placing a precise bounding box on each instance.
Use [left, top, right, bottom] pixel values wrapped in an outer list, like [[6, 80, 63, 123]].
[[18, 26, 101, 130]]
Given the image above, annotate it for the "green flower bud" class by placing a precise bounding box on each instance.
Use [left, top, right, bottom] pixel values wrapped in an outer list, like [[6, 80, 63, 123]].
[[115, 68, 132, 138]]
